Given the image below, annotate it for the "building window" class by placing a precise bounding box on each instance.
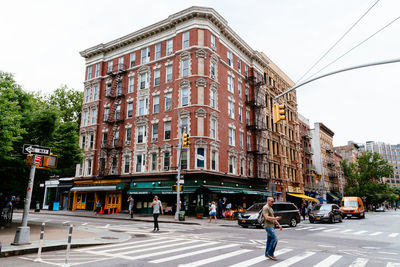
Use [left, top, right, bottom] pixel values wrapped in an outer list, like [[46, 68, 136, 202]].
[[125, 128, 132, 145], [240, 159, 245, 176], [229, 128, 235, 146], [239, 132, 243, 149], [210, 119, 216, 139], [151, 153, 157, 171], [211, 151, 217, 170], [102, 132, 108, 146], [91, 109, 97, 124], [238, 107, 242, 122], [128, 77, 134, 93], [137, 125, 146, 144], [164, 122, 171, 140], [93, 85, 99, 100], [153, 96, 159, 113], [155, 43, 161, 60], [87, 66, 92, 80], [182, 31, 190, 49], [163, 152, 170, 170], [111, 157, 117, 174], [116, 81, 122, 96], [107, 60, 113, 73], [141, 47, 150, 64], [127, 103, 133, 118], [104, 108, 109, 122], [86, 159, 92, 175], [105, 83, 111, 97], [154, 69, 160, 86], [211, 34, 216, 50], [138, 98, 148, 116], [140, 72, 149, 89], [124, 155, 130, 173], [166, 65, 173, 83], [247, 135, 251, 151], [165, 93, 172, 111], [245, 65, 248, 78], [181, 150, 188, 169], [182, 59, 189, 77], [118, 57, 124, 70], [181, 117, 188, 134], [83, 110, 88, 126], [84, 88, 90, 103], [237, 59, 241, 72], [95, 63, 100, 77], [227, 51, 233, 67], [228, 76, 234, 93], [166, 39, 173, 55], [210, 89, 217, 108], [245, 87, 249, 101], [228, 100, 235, 119], [115, 104, 121, 120], [78, 162, 83, 176], [152, 123, 158, 141], [136, 154, 145, 172], [81, 135, 86, 149], [113, 129, 119, 147], [246, 110, 250, 126], [197, 148, 205, 168], [130, 52, 136, 68], [181, 87, 189, 106], [229, 156, 236, 174], [210, 61, 216, 79], [238, 82, 242, 97]]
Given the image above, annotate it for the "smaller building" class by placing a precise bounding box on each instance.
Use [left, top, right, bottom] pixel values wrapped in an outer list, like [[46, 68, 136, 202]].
[[334, 141, 361, 163], [43, 177, 74, 210]]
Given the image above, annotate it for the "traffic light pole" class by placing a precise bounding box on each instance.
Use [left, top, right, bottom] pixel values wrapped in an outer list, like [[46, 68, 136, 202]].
[[174, 125, 183, 220], [13, 159, 36, 245], [274, 58, 400, 101]]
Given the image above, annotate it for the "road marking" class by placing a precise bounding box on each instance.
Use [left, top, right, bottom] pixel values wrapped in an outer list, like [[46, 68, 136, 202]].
[[313, 255, 342, 267], [369, 232, 383, 236], [349, 258, 369, 267], [82, 223, 88, 226], [309, 227, 326, 231], [389, 233, 399, 238], [178, 249, 252, 267], [379, 252, 398, 255], [353, 230, 368, 235], [150, 244, 239, 263], [269, 251, 316, 267], [340, 229, 353, 233], [317, 244, 336, 248], [102, 239, 179, 253], [387, 263, 400, 267], [323, 228, 339, 232], [229, 248, 293, 267], [295, 226, 312, 231], [104, 224, 110, 228], [79, 237, 168, 251], [62, 221, 70, 224], [120, 240, 198, 255]]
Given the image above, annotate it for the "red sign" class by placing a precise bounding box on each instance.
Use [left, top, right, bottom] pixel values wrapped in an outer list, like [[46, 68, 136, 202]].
[[34, 155, 43, 166]]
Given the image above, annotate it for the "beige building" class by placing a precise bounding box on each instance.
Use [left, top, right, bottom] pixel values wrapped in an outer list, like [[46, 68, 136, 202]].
[[334, 141, 361, 164]]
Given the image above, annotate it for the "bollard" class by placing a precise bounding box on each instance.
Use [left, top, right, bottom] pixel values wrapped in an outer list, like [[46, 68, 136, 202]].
[[62, 224, 73, 267], [34, 222, 45, 262]]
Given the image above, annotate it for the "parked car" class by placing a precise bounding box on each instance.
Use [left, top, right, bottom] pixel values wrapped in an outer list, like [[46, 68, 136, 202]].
[[238, 202, 301, 228], [340, 196, 365, 219], [309, 204, 342, 223], [375, 206, 386, 212]]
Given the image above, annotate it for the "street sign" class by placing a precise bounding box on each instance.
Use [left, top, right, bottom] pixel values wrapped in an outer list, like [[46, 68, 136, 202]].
[[23, 144, 51, 156], [34, 155, 43, 166]]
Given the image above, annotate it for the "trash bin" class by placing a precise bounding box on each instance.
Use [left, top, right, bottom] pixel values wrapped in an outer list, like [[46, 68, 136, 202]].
[[178, 211, 185, 221]]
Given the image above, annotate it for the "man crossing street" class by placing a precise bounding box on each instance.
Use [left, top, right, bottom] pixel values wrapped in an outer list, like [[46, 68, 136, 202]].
[[263, 197, 282, 261]]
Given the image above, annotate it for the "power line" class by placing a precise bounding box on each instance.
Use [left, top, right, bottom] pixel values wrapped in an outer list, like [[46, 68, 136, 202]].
[[305, 14, 400, 80], [295, 0, 381, 84]]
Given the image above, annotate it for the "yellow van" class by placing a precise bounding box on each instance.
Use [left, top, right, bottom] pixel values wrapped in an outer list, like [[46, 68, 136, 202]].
[[340, 197, 365, 219]]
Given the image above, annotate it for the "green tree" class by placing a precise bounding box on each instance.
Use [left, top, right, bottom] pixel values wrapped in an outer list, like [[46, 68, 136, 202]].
[[47, 85, 83, 124]]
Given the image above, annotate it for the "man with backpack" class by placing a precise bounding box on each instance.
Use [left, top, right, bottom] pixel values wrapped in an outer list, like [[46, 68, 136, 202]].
[[261, 197, 282, 261]]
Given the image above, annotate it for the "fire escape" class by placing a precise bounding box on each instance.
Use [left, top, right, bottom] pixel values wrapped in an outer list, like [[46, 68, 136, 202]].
[[99, 63, 127, 177], [245, 74, 268, 179]]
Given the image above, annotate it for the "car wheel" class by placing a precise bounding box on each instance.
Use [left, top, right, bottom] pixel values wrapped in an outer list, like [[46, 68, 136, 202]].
[[289, 217, 297, 227]]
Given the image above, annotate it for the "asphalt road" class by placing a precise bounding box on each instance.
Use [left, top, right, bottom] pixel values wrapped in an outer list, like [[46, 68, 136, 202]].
[[3, 210, 400, 266]]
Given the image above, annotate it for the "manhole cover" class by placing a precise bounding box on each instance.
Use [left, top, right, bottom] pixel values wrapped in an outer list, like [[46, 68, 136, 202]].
[[101, 236, 118, 240]]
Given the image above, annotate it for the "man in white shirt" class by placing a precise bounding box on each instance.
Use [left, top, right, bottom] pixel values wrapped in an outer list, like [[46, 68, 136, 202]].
[[151, 195, 163, 232]]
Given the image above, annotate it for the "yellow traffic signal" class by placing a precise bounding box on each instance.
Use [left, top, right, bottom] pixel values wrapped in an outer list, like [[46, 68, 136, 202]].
[[43, 155, 58, 168], [26, 154, 33, 166], [171, 185, 184, 192], [172, 185, 177, 192], [182, 131, 190, 147], [312, 171, 322, 182], [179, 185, 184, 192], [273, 103, 286, 124]]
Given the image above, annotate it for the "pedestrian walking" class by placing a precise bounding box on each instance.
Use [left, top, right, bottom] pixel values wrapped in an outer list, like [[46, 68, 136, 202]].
[[301, 203, 306, 221], [127, 196, 134, 218], [95, 200, 101, 216], [217, 199, 223, 219], [208, 201, 217, 223], [151, 195, 163, 232], [262, 197, 282, 261]]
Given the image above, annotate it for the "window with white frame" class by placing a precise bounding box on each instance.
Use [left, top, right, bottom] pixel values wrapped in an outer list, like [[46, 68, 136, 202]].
[[93, 85, 99, 100], [237, 59, 241, 72], [91, 108, 97, 124], [211, 151, 218, 170], [115, 104, 121, 120], [125, 128, 131, 145], [197, 148, 205, 168], [118, 57, 124, 70], [247, 160, 252, 176], [127, 103, 133, 118], [130, 52, 136, 68], [78, 162, 83, 176], [227, 51, 233, 67], [181, 87, 189, 106], [86, 158, 92, 175], [238, 107, 242, 122], [152, 123, 158, 141], [154, 69, 160, 86], [128, 77, 134, 93], [107, 60, 113, 73], [137, 125, 146, 143], [165, 93, 172, 111], [124, 155, 130, 173], [83, 110, 88, 126], [210, 61, 216, 79], [182, 59, 189, 77], [181, 150, 188, 169], [211, 34, 216, 50], [238, 82, 242, 97], [228, 128, 235, 146], [166, 65, 173, 83], [164, 122, 171, 140], [155, 43, 161, 60], [239, 132, 244, 149], [106, 83, 111, 97], [135, 154, 145, 172], [140, 72, 149, 89], [228, 100, 235, 119], [245, 87, 249, 102], [245, 65, 248, 78], [210, 89, 216, 108], [151, 153, 157, 171], [141, 47, 150, 64], [153, 96, 159, 113], [240, 158, 245, 175], [163, 152, 170, 170], [228, 76, 234, 93], [84, 88, 90, 103], [247, 135, 251, 151], [138, 98, 148, 116], [89, 133, 94, 149], [182, 31, 189, 49], [246, 110, 250, 125], [81, 135, 86, 149], [210, 119, 216, 139], [116, 81, 122, 96], [166, 39, 173, 55], [102, 132, 108, 146], [104, 108, 109, 121], [111, 157, 117, 174], [87, 66, 92, 80], [113, 129, 119, 147], [229, 156, 236, 174], [181, 117, 188, 134], [95, 63, 100, 77]]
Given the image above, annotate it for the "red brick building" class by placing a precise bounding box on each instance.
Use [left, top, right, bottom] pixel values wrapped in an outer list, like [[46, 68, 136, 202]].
[[73, 7, 297, 213]]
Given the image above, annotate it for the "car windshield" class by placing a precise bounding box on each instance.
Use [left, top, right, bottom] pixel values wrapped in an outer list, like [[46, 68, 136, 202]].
[[313, 205, 331, 211], [343, 201, 358, 207], [247, 203, 264, 212]]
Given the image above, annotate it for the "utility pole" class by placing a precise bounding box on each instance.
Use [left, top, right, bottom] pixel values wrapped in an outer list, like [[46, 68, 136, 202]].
[[175, 124, 183, 220]]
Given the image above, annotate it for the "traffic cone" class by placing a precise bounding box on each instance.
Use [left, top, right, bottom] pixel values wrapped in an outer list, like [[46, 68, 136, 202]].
[[116, 208, 119, 213], [100, 207, 104, 214]]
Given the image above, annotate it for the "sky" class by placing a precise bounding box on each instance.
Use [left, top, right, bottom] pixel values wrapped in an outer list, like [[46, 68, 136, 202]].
[[1, 0, 400, 146]]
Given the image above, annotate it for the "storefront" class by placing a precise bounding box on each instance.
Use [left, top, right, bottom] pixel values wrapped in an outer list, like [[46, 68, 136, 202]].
[[43, 179, 59, 210]]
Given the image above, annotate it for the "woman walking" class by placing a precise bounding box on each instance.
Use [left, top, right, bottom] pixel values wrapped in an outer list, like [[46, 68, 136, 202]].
[[209, 201, 217, 223]]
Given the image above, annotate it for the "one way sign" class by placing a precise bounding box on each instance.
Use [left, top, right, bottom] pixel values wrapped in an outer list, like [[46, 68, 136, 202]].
[[23, 144, 51, 156]]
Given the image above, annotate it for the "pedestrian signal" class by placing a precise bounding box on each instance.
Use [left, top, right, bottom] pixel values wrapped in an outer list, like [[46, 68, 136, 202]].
[[273, 103, 286, 124], [172, 185, 177, 192], [43, 155, 58, 168], [182, 132, 190, 147], [26, 154, 33, 166]]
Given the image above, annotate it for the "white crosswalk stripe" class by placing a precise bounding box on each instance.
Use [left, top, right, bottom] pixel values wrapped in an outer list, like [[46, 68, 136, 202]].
[[309, 227, 326, 231], [349, 258, 369, 267], [387, 263, 400, 267], [323, 228, 339, 232], [229, 248, 293, 267], [313, 255, 342, 267], [369, 231, 383, 236], [295, 226, 312, 230], [269, 251, 316, 266], [102, 238, 178, 253], [353, 230, 368, 235], [340, 229, 353, 233], [178, 249, 252, 267], [389, 233, 399, 238]]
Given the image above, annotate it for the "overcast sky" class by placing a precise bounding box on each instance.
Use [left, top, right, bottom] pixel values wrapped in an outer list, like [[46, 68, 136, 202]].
[[1, 0, 399, 146]]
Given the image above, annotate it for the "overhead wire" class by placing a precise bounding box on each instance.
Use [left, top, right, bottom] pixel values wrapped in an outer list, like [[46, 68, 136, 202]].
[[295, 0, 381, 84]]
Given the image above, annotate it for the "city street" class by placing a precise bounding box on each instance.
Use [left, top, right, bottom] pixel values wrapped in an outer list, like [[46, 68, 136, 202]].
[[2, 210, 400, 266]]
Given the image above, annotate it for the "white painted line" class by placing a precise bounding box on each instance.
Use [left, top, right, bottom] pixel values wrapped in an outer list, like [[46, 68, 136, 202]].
[[309, 227, 326, 231], [103, 239, 178, 253], [323, 228, 339, 232], [369, 232, 383, 236], [82, 223, 88, 226], [69, 258, 109, 266], [353, 230, 368, 235], [19, 256, 60, 266], [150, 244, 239, 263], [78, 237, 168, 251], [269, 251, 316, 267], [318, 244, 336, 248], [62, 221, 70, 224], [178, 249, 252, 267], [104, 224, 110, 228], [313, 255, 342, 267], [379, 252, 398, 255], [118, 240, 197, 256], [386, 263, 400, 267], [349, 258, 369, 267], [389, 233, 399, 238], [340, 229, 353, 233], [295, 226, 312, 231], [229, 248, 293, 267]]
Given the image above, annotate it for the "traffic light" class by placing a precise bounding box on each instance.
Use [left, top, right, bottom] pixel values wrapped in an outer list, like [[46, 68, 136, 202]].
[[182, 131, 190, 147], [312, 171, 322, 182], [273, 103, 286, 124], [26, 155, 33, 166], [172, 185, 177, 192], [171, 185, 184, 192], [179, 185, 184, 192], [43, 155, 58, 168]]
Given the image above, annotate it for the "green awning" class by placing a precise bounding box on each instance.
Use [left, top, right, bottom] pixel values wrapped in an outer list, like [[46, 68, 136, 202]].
[[127, 188, 153, 195], [242, 190, 273, 196], [127, 186, 199, 195], [203, 185, 242, 194], [242, 190, 259, 195], [327, 192, 340, 200]]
